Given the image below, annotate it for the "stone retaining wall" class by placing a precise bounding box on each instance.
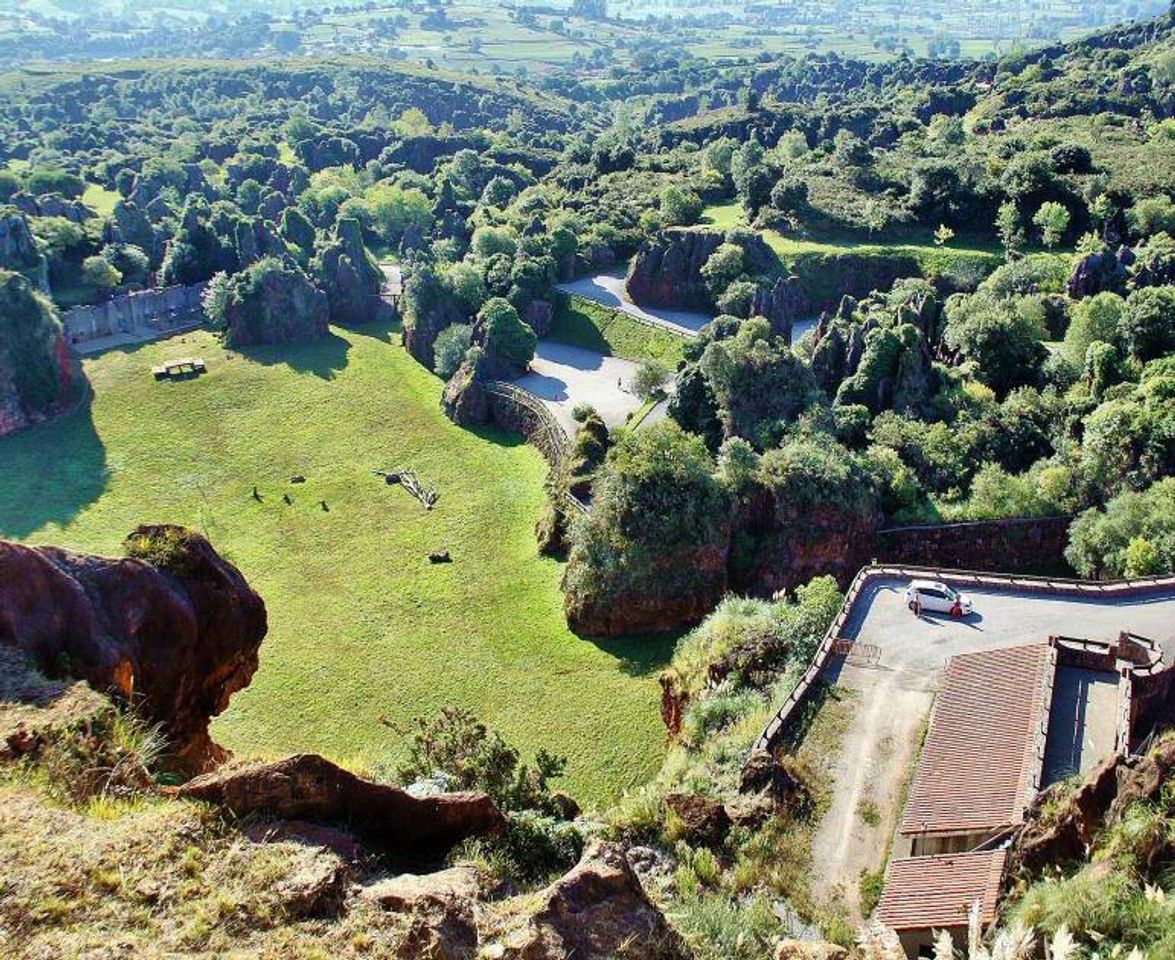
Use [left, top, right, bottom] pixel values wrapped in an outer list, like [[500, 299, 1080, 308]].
[[62, 283, 207, 345], [874, 516, 1073, 574]]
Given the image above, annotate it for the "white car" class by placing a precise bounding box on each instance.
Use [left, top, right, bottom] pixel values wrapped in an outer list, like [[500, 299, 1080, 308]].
[[905, 579, 973, 617]]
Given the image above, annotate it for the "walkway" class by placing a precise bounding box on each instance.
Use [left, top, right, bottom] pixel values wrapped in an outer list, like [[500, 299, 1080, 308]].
[[1042, 666, 1120, 786], [808, 577, 1175, 916], [556, 273, 712, 337], [513, 341, 643, 436]]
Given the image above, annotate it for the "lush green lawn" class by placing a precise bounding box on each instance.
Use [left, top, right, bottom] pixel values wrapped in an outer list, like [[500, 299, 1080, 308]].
[[0, 319, 672, 807], [82, 182, 121, 216], [547, 294, 688, 366]]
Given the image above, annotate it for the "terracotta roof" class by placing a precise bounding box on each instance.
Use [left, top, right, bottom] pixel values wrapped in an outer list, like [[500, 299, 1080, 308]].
[[900, 644, 1054, 837], [877, 851, 1007, 931]]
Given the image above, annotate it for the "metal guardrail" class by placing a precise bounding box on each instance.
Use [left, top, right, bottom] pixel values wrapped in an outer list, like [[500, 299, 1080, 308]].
[[752, 564, 1175, 755]]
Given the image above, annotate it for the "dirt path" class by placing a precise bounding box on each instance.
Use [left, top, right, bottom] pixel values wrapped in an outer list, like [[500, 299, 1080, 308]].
[[809, 664, 933, 921]]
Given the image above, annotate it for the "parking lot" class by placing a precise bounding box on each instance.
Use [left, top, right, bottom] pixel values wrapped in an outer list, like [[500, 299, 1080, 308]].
[[808, 577, 1175, 916]]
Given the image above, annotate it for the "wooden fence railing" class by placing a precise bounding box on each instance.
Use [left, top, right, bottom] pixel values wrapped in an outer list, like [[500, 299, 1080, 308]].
[[485, 381, 589, 515]]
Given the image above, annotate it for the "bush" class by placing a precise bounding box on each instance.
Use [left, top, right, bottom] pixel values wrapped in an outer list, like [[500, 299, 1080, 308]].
[[395, 706, 570, 816], [1067, 477, 1175, 578], [1121, 286, 1175, 361], [433, 323, 473, 380], [1063, 291, 1124, 363], [501, 811, 584, 882]]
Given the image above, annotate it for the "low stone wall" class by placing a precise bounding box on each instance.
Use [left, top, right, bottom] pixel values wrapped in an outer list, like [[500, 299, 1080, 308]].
[[62, 283, 207, 345], [484, 382, 588, 516], [485, 382, 568, 469], [873, 516, 1073, 574]]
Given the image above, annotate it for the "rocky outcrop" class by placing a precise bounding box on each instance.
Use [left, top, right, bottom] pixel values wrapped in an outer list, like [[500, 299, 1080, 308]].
[[664, 792, 731, 848], [0, 525, 267, 771], [221, 258, 329, 348], [750, 275, 810, 341], [0, 206, 48, 291], [1008, 737, 1175, 881], [1067, 245, 1132, 299], [625, 227, 775, 310], [0, 270, 73, 437], [441, 358, 489, 426], [175, 753, 507, 861], [493, 840, 687, 960], [732, 492, 878, 598], [525, 299, 555, 338], [564, 541, 729, 638], [313, 217, 385, 325]]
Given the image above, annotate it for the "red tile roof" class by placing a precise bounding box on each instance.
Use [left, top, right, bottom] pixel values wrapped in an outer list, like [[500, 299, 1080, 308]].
[[900, 644, 1054, 837], [877, 851, 1007, 931]]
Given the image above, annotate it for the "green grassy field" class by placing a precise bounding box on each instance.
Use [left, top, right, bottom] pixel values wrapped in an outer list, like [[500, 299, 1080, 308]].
[[0, 320, 672, 807], [702, 201, 1011, 306], [547, 294, 687, 366]]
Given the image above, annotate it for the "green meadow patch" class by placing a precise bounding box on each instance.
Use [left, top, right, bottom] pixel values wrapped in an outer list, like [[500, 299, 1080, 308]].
[[0, 319, 671, 807]]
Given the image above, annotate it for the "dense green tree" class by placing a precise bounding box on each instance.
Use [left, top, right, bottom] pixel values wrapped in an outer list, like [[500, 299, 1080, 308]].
[[1120, 286, 1175, 360], [1067, 478, 1175, 578], [944, 294, 1047, 396]]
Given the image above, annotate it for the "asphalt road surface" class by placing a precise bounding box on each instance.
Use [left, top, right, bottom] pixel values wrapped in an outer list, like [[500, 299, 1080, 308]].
[[808, 577, 1175, 917], [513, 340, 643, 435]]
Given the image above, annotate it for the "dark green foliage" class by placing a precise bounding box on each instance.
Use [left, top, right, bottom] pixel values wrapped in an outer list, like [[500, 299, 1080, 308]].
[[758, 434, 879, 519], [669, 365, 724, 452], [0, 270, 67, 418], [944, 294, 1048, 396], [699, 318, 818, 448], [563, 422, 729, 620], [1067, 477, 1175, 577], [478, 297, 536, 378], [1121, 286, 1175, 360], [396, 706, 570, 817], [215, 257, 329, 348]]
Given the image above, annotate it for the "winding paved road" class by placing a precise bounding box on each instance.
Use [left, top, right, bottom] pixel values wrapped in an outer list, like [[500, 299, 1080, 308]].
[[556, 274, 713, 336], [513, 341, 643, 435]]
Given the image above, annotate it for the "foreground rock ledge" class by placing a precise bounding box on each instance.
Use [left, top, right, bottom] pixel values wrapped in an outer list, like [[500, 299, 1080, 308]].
[[0, 524, 267, 772], [175, 753, 507, 862]]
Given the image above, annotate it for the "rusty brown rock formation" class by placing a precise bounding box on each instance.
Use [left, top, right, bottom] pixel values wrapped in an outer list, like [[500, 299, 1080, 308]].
[[0, 525, 266, 771]]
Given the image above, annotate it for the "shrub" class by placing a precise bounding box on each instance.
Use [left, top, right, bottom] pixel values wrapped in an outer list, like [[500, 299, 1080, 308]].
[[394, 706, 569, 816], [433, 323, 473, 380], [1067, 477, 1175, 578], [1063, 291, 1124, 363]]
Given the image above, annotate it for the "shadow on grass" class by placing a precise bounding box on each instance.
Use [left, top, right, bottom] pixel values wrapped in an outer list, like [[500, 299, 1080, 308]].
[[0, 400, 109, 539], [342, 314, 402, 345], [236, 329, 352, 380], [587, 627, 681, 678]]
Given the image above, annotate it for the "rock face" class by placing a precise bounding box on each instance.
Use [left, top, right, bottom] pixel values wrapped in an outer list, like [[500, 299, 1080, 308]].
[[664, 792, 731, 848], [313, 217, 385, 325], [494, 840, 687, 960], [0, 525, 267, 771], [564, 541, 729, 638], [625, 228, 721, 309], [441, 358, 489, 426], [731, 491, 878, 598], [625, 226, 779, 310], [1067, 245, 1131, 299], [0, 270, 74, 437], [0, 206, 49, 291], [1008, 737, 1175, 880], [222, 258, 329, 347], [176, 753, 508, 861], [750, 275, 810, 341]]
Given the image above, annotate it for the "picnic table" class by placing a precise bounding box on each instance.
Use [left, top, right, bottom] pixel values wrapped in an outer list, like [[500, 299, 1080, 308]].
[[152, 357, 207, 381]]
